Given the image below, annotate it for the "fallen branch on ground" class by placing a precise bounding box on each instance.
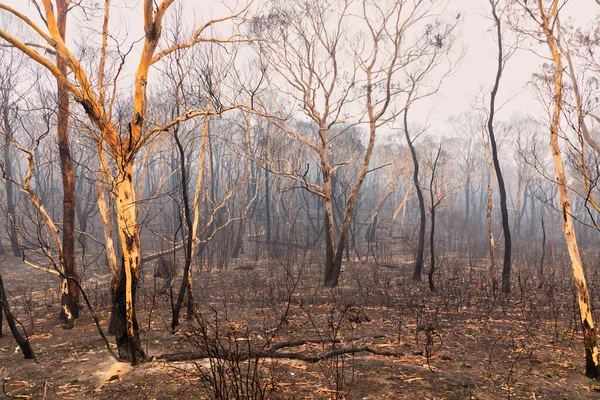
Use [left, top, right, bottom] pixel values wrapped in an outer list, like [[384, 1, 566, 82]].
[[157, 335, 401, 363]]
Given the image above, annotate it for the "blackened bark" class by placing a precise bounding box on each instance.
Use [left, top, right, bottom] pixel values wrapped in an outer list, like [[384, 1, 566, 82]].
[[108, 201, 122, 335], [428, 208, 436, 291], [231, 218, 246, 258], [428, 147, 442, 292], [323, 188, 337, 286], [0, 273, 34, 359], [170, 147, 180, 237], [56, 0, 79, 327], [404, 108, 426, 281], [488, 2, 512, 294], [538, 216, 546, 289], [113, 260, 144, 361], [171, 129, 194, 330]]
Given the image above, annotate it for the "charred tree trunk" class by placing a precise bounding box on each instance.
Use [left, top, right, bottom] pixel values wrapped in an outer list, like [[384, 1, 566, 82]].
[[538, 216, 546, 289], [170, 145, 181, 238], [322, 151, 338, 286], [171, 128, 195, 329], [113, 257, 144, 363], [488, 1, 512, 294], [486, 165, 498, 293], [323, 116, 378, 287], [98, 152, 120, 336], [428, 146, 442, 292], [428, 204, 436, 291], [113, 161, 145, 365], [171, 108, 210, 329], [404, 108, 426, 281], [56, 0, 79, 328], [0, 273, 34, 359], [321, 133, 374, 286]]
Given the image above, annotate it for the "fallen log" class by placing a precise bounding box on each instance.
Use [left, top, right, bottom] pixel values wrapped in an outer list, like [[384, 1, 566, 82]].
[[157, 335, 400, 363]]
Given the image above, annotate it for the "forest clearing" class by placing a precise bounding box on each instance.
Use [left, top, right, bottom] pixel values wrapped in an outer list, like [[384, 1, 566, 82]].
[[3, 250, 600, 399], [1, 0, 600, 398]]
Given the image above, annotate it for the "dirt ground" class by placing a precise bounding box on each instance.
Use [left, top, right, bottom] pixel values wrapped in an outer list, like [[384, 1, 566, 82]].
[[1, 250, 600, 399]]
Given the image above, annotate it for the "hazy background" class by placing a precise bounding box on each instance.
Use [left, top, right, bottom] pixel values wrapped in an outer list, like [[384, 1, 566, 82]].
[[426, 0, 598, 133], [3, 0, 599, 134]]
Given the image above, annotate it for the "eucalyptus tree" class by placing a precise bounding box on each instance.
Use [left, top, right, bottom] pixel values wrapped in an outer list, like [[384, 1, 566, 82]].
[[514, 0, 600, 379], [52, 0, 79, 328], [551, 12, 600, 235], [486, 0, 516, 294], [0, 0, 252, 364], [252, 0, 460, 287]]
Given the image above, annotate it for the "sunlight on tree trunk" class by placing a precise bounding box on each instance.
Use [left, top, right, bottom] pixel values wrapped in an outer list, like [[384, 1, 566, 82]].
[[521, 0, 600, 378]]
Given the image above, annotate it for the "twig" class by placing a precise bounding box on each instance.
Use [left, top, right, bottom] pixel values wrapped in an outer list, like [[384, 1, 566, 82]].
[[2, 379, 32, 399]]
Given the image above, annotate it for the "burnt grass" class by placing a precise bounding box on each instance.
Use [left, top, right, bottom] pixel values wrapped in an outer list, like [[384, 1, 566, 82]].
[[2, 248, 600, 399]]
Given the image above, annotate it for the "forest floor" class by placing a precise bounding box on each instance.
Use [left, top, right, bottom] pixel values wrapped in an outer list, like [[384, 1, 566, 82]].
[[1, 249, 600, 399]]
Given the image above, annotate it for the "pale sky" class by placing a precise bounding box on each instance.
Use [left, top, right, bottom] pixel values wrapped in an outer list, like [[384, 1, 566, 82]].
[[1, 0, 599, 136], [421, 0, 599, 133]]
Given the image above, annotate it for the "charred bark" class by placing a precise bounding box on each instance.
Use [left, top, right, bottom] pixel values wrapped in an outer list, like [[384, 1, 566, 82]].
[[404, 108, 426, 281], [538, 216, 546, 289], [56, 0, 79, 328], [428, 146, 442, 292], [113, 259, 144, 362], [488, 1, 512, 294], [171, 128, 195, 330], [0, 273, 34, 359], [486, 165, 498, 293], [113, 163, 145, 365]]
